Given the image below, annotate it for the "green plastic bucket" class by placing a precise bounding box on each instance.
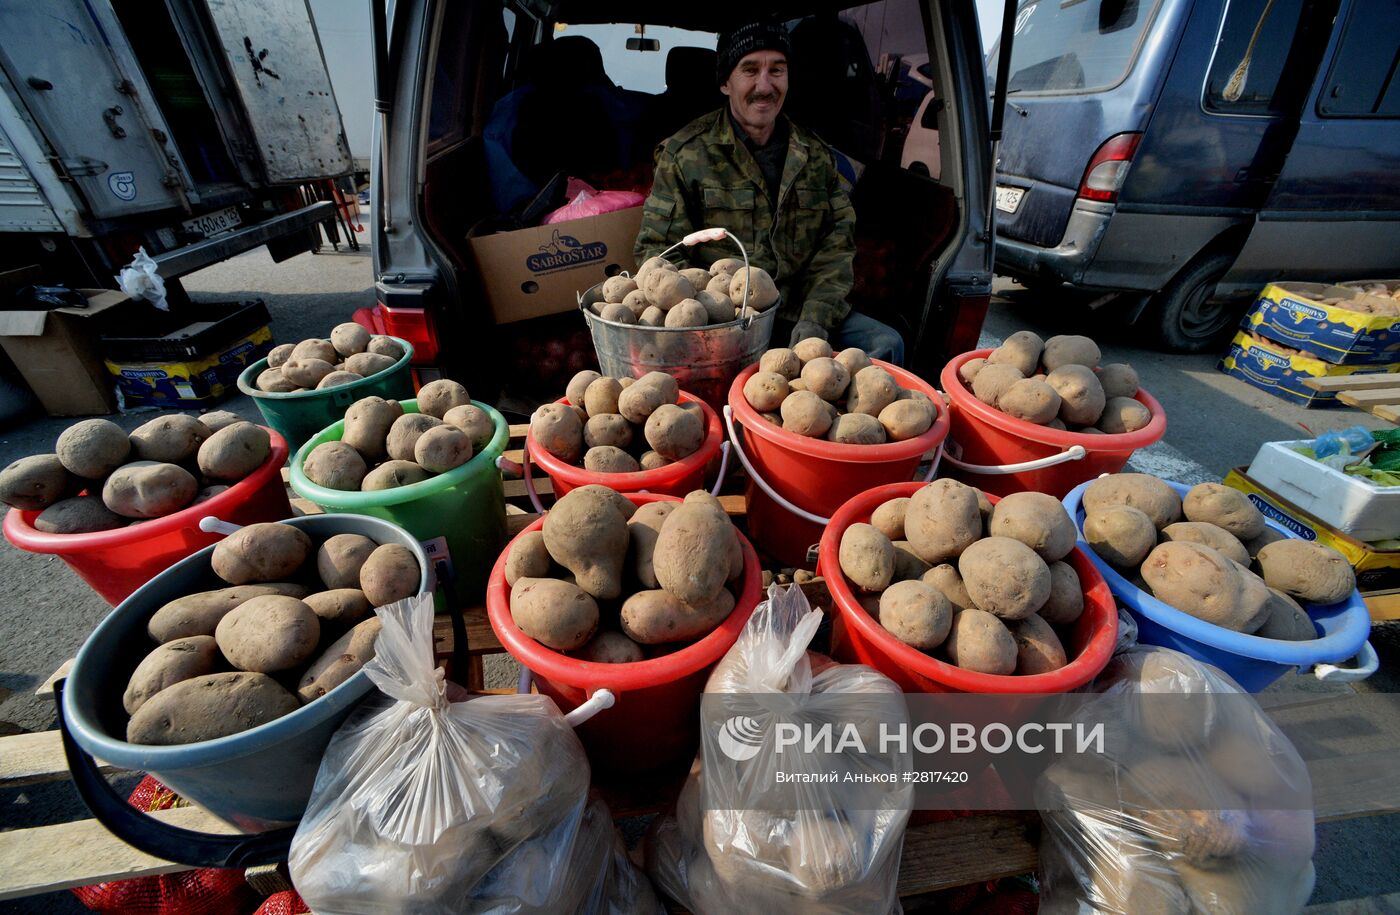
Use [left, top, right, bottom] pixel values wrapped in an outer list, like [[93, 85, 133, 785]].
[[289, 400, 508, 607], [236, 336, 415, 453]]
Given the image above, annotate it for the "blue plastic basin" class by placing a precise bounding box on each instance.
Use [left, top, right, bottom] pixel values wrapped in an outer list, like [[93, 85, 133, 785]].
[[1063, 479, 1372, 692], [62, 514, 430, 831]]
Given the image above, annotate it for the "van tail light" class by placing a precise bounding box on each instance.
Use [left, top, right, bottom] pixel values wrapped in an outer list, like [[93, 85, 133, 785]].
[[1077, 132, 1142, 203], [363, 303, 439, 364]]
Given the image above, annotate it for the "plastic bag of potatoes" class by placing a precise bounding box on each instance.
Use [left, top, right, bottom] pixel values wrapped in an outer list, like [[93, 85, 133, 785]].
[[1035, 646, 1315, 915], [646, 584, 912, 914], [289, 593, 661, 915]]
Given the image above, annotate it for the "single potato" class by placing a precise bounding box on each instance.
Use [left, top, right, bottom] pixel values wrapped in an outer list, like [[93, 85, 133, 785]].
[[215, 595, 321, 673], [126, 672, 299, 745]]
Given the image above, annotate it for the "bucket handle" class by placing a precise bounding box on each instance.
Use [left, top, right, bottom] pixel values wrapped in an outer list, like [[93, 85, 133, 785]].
[[515, 670, 616, 726], [661, 227, 756, 328], [198, 516, 241, 536], [722, 405, 940, 528], [54, 679, 295, 868], [496, 455, 548, 515], [1313, 640, 1378, 683], [940, 442, 1088, 475]]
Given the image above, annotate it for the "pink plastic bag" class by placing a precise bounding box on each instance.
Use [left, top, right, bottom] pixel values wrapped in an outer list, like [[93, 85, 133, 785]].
[[543, 178, 646, 224]]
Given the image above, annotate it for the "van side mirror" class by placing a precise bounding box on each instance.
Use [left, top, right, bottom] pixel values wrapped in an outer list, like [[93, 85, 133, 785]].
[[626, 37, 660, 51]]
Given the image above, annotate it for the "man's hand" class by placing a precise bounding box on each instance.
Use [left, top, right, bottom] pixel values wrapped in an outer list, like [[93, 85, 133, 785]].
[[790, 320, 829, 347]]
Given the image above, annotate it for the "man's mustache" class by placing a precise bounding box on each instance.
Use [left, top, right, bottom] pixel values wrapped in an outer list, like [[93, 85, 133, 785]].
[[746, 91, 779, 104]]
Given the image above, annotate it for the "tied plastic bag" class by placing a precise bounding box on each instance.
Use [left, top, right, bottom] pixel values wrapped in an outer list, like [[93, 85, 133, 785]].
[[1036, 646, 1315, 915], [116, 247, 168, 311], [646, 584, 912, 914], [288, 594, 661, 914]]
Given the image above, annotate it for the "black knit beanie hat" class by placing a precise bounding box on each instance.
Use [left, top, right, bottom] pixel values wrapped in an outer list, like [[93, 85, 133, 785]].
[[716, 20, 792, 86]]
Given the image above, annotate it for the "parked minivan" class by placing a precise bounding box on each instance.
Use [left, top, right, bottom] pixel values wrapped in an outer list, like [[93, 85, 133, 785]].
[[371, 0, 996, 405], [990, 0, 1400, 352]]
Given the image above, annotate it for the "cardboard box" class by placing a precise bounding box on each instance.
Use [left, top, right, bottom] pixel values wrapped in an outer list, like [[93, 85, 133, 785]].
[[1218, 331, 1400, 406], [0, 289, 132, 416], [106, 325, 273, 408], [1242, 282, 1400, 366], [1223, 467, 1400, 592], [467, 207, 643, 324]]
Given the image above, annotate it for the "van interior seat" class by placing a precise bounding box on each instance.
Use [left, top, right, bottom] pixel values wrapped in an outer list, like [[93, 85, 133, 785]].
[[641, 46, 722, 148], [511, 37, 624, 191]]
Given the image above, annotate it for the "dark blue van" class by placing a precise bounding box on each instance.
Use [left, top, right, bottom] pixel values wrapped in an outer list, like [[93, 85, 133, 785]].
[[989, 0, 1400, 351]]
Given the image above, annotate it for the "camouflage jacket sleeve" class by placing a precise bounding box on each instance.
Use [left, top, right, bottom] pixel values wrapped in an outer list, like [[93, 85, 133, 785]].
[[796, 149, 856, 330], [634, 146, 696, 267]]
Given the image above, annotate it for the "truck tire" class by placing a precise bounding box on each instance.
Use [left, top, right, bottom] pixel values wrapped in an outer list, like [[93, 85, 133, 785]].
[[1141, 252, 1239, 353]]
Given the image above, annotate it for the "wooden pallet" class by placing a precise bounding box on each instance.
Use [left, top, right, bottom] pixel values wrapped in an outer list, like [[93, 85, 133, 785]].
[[1301, 375, 1400, 423], [8, 424, 1400, 905]]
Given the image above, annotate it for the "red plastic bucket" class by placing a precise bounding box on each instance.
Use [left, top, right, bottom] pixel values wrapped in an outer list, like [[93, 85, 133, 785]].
[[817, 482, 1118, 694], [939, 349, 1166, 498], [486, 493, 762, 775], [523, 390, 724, 503], [725, 359, 950, 569], [3, 428, 292, 606]]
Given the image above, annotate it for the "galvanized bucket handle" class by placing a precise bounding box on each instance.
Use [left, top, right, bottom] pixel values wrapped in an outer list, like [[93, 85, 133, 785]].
[[579, 227, 758, 328], [661, 227, 754, 326]]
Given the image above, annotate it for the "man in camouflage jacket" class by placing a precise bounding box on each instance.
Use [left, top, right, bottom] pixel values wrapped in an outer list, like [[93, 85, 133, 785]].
[[634, 20, 904, 360]]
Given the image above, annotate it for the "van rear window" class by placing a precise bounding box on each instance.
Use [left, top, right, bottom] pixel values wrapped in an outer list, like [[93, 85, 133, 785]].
[[554, 23, 716, 93], [996, 0, 1158, 94], [1318, 4, 1400, 118]]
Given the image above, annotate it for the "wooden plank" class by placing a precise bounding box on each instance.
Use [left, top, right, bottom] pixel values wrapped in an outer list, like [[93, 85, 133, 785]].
[[0, 805, 241, 901], [508, 423, 528, 438], [34, 659, 72, 701], [1305, 892, 1400, 914], [1338, 390, 1400, 409], [1302, 374, 1400, 393], [0, 730, 117, 788], [433, 605, 502, 657], [1364, 589, 1400, 623], [896, 814, 1040, 896], [1311, 750, 1400, 822], [1370, 403, 1400, 424], [504, 477, 554, 499]]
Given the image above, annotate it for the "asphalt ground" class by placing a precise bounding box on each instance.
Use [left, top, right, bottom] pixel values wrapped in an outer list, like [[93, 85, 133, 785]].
[[0, 250, 1394, 911]]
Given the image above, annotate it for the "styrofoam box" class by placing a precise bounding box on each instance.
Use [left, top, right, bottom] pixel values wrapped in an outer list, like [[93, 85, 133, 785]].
[[1246, 440, 1400, 542]]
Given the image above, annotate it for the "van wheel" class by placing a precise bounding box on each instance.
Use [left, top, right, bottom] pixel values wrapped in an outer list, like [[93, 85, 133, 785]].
[[1141, 253, 1239, 353]]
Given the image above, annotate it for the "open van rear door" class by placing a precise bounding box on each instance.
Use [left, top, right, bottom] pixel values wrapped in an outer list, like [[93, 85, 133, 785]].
[[198, 0, 353, 182]]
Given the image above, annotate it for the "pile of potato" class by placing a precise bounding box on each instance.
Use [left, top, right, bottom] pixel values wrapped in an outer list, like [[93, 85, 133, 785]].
[[506, 486, 745, 659], [1080, 473, 1353, 637], [530, 370, 706, 475], [301, 380, 493, 491], [589, 256, 779, 328], [255, 323, 406, 394], [837, 480, 1087, 676], [960, 331, 1150, 434], [123, 522, 422, 745], [1323, 284, 1400, 316], [743, 342, 938, 443], [0, 412, 271, 533]]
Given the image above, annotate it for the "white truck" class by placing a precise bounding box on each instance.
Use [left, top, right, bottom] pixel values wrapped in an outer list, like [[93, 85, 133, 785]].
[[0, 0, 353, 294]]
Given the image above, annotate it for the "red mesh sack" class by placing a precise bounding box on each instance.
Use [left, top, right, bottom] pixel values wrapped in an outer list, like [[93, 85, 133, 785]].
[[253, 890, 311, 915], [70, 776, 255, 915]]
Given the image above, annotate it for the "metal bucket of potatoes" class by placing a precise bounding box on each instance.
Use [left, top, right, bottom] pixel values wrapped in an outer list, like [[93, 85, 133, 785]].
[[580, 228, 777, 410]]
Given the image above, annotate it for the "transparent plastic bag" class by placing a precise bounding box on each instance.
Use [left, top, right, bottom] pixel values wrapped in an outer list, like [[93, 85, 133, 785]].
[[1036, 646, 1315, 915], [646, 584, 912, 914], [116, 247, 168, 311], [288, 594, 661, 915]]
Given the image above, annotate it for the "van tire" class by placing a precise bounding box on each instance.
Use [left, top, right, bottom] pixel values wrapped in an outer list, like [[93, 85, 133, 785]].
[[1141, 252, 1239, 353]]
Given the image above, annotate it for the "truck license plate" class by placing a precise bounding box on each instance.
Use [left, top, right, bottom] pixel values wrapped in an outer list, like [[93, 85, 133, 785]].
[[995, 186, 1025, 214], [182, 206, 241, 238]]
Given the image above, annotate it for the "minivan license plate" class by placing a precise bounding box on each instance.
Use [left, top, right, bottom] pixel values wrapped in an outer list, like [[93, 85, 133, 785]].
[[995, 186, 1025, 214], [182, 206, 241, 238]]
